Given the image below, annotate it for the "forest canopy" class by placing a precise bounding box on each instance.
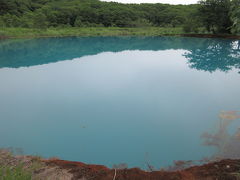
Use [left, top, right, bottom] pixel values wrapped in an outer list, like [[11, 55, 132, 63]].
[[0, 0, 239, 34]]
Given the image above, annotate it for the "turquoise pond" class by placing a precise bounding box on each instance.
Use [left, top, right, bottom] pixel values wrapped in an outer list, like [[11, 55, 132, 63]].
[[0, 36, 240, 169]]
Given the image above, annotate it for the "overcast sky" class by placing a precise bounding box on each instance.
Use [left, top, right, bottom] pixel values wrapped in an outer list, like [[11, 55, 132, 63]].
[[101, 0, 198, 4]]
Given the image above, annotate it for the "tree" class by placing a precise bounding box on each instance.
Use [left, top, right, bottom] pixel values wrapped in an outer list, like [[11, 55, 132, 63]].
[[33, 11, 48, 28], [198, 0, 232, 33], [0, 16, 5, 27], [74, 16, 83, 27], [1, 14, 21, 27], [230, 0, 240, 34]]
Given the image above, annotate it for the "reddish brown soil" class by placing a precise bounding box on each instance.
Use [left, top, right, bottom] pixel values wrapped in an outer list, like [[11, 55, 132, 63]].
[[181, 34, 240, 39], [0, 36, 8, 39], [45, 159, 240, 180]]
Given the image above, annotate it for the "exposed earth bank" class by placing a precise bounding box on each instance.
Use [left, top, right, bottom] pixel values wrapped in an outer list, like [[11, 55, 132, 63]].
[[45, 159, 240, 180], [1, 150, 240, 180]]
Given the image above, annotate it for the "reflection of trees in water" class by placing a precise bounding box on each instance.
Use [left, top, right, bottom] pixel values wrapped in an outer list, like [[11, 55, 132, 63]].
[[201, 111, 240, 159], [0, 36, 199, 68], [164, 111, 240, 171], [169, 111, 240, 171], [183, 39, 240, 73], [0, 37, 240, 74]]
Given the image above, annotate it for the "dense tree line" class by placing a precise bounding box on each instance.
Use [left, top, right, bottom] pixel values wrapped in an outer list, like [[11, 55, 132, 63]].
[[0, 0, 239, 34], [0, 0, 198, 28]]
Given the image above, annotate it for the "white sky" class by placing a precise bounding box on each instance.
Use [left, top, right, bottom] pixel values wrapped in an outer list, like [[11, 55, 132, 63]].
[[101, 0, 198, 4]]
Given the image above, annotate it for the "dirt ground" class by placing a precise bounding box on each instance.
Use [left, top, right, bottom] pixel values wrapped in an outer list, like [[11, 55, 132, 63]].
[[44, 158, 240, 180], [1, 149, 240, 180]]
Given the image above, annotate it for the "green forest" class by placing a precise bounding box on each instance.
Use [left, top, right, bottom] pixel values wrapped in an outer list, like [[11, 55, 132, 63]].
[[0, 0, 240, 35]]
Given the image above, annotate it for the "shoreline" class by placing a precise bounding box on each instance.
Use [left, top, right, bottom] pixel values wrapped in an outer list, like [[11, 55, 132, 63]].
[[45, 158, 240, 180], [181, 33, 240, 40], [1, 27, 240, 40], [1, 150, 240, 180]]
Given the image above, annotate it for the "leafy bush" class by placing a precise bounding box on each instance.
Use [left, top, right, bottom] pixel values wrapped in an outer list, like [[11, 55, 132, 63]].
[[183, 19, 200, 33]]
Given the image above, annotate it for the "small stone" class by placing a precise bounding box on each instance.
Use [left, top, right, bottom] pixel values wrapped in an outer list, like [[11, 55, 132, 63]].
[[226, 165, 230, 169]]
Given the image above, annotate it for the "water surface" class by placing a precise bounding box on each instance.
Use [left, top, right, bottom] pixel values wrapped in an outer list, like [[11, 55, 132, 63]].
[[0, 37, 240, 169]]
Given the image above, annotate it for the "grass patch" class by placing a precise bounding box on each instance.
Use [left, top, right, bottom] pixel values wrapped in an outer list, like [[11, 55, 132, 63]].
[[0, 165, 32, 180], [0, 150, 43, 180], [0, 27, 184, 39]]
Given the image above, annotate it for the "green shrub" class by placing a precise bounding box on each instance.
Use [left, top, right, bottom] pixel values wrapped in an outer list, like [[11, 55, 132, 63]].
[[0, 165, 32, 180], [183, 19, 200, 33]]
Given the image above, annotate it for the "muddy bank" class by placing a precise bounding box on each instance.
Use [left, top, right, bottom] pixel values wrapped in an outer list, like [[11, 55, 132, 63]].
[[1, 149, 240, 180], [44, 159, 240, 180], [0, 36, 8, 39], [181, 33, 240, 39]]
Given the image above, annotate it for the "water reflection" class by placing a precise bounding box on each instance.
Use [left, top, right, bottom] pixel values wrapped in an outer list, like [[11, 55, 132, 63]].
[[184, 39, 240, 73], [202, 111, 240, 159], [0, 37, 239, 73], [166, 111, 240, 171]]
